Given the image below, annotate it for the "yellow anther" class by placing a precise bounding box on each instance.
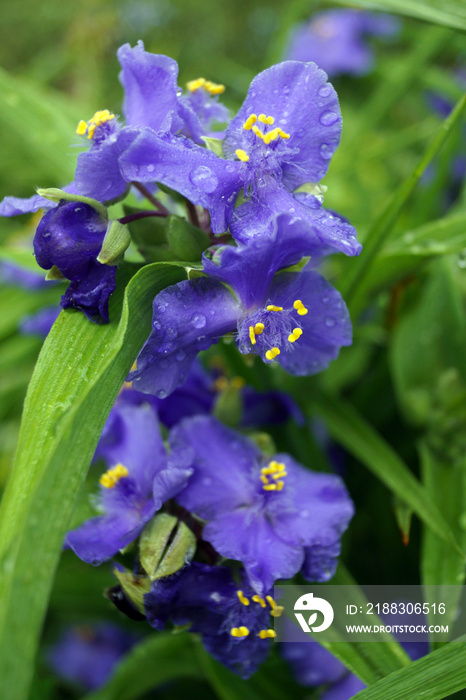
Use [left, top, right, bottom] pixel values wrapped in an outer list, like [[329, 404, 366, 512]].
[[272, 471, 287, 480], [269, 601, 285, 617], [237, 590, 250, 606], [230, 626, 250, 638], [263, 483, 278, 491], [88, 123, 96, 139], [258, 114, 275, 125], [249, 326, 256, 345], [265, 347, 280, 361], [260, 474, 269, 485], [235, 149, 250, 162], [187, 77, 206, 92], [266, 305, 283, 312], [243, 114, 258, 130], [204, 80, 225, 95], [293, 300, 308, 316], [252, 595, 266, 607], [263, 127, 290, 145], [99, 463, 129, 489], [262, 460, 285, 475], [252, 124, 265, 140], [258, 629, 277, 639], [253, 322, 265, 334], [276, 480, 285, 491], [261, 460, 286, 492], [76, 120, 88, 136], [288, 327, 303, 343]]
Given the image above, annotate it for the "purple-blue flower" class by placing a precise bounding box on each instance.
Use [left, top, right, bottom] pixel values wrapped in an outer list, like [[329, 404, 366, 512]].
[[33, 199, 116, 322], [285, 10, 400, 77], [47, 623, 139, 690], [170, 416, 354, 594], [129, 214, 352, 398], [120, 60, 360, 254], [20, 306, 60, 337], [65, 403, 192, 565], [144, 562, 275, 678]]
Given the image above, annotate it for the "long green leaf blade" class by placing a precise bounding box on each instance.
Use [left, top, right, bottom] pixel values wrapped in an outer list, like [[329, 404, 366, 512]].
[[331, 0, 466, 32], [0, 262, 186, 700]]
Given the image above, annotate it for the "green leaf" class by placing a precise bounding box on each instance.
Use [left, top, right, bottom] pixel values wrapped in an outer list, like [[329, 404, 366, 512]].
[[352, 636, 466, 700], [0, 262, 187, 700], [330, 0, 466, 32], [420, 441, 466, 648], [82, 633, 202, 700], [340, 94, 466, 313], [165, 215, 211, 261], [201, 136, 224, 157], [311, 392, 463, 555]]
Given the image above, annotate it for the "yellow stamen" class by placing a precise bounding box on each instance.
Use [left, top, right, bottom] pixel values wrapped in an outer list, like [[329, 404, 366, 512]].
[[263, 127, 290, 145], [266, 305, 283, 312], [261, 460, 287, 492], [88, 123, 96, 139], [265, 347, 280, 361], [272, 471, 287, 480], [258, 114, 275, 125], [243, 114, 258, 130], [263, 483, 278, 491], [253, 322, 265, 334], [252, 124, 264, 140], [252, 595, 266, 607], [237, 590, 250, 606], [187, 77, 206, 92], [260, 474, 269, 485], [288, 327, 303, 343], [99, 463, 129, 489], [293, 300, 308, 316], [204, 80, 225, 95], [267, 595, 285, 618], [258, 629, 277, 639], [76, 120, 88, 136], [249, 326, 256, 345], [235, 149, 250, 162], [230, 626, 250, 638]]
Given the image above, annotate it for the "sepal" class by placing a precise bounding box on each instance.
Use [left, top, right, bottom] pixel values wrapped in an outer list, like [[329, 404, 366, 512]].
[[201, 136, 224, 157], [139, 514, 196, 581], [97, 220, 131, 265], [113, 569, 151, 614], [36, 188, 108, 219]]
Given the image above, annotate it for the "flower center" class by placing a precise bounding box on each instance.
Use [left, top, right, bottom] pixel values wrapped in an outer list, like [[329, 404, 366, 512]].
[[99, 463, 129, 488], [238, 298, 308, 362], [234, 113, 292, 178], [230, 591, 282, 638], [76, 109, 116, 140], [260, 460, 287, 491]]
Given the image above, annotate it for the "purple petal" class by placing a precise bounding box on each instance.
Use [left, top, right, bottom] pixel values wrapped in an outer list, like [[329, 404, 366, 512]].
[[224, 61, 341, 187], [0, 193, 55, 217], [119, 129, 244, 232], [171, 415, 259, 516], [231, 186, 361, 257], [152, 466, 193, 510], [98, 404, 168, 494], [203, 213, 338, 308], [118, 41, 184, 134], [203, 509, 304, 594], [130, 277, 240, 398], [281, 637, 346, 686], [266, 270, 352, 376], [20, 306, 61, 337], [75, 128, 139, 203], [321, 673, 366, 700], [65, 511, 146, 565], [61, 260, 116, 323]]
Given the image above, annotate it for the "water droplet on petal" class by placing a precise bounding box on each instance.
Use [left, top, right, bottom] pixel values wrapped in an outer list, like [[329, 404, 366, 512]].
[[189, 166, 218, 193], [320, 111, 339, 126], [191, 312, 206, 328], [175, 349, 186, 361], [320, 143, 334, 160], [156, 389, 168, 399], [325, 317, 335, 327], [146, 164, 155, 173], [318, 84, 333, 98]]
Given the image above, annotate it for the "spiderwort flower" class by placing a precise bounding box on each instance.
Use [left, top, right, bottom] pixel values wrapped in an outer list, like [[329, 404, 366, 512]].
[[121, 59, 360, 255], [285, 10, 400, 77], [33, 199, 117, 322], [144, 562, 278, 678], [170, 416, 354, 594], [65, 404, 192, 564], [129, 214, 352, 398], [182, 77, 229, 136]]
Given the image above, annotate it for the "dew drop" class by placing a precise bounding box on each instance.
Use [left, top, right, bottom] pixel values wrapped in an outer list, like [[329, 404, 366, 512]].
[[322, 295, 329, 303], [189, 166, 219, 193], [146, 164, 155, 173], [156, 389, 168, 399], [320, 143, 334, 160], [191, 312, 206, 328], [320, 111, 339, 126], [318, 84, 333, 98], [325, 317, 335, 327], [175, 349, 186, 361]]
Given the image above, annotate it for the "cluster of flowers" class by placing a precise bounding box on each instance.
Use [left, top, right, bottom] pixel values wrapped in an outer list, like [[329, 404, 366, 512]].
[[1, 42, 361, 678]]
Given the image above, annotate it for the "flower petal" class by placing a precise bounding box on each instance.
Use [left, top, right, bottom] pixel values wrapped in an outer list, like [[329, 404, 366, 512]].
[[266, 270, 352, 375], [119, 129, 244, 232], [224, 61, 341, 186], [172, 415, 259, 516], [61, 260, 116, 323], [130, 277, 240, 397], [65, 511, 145, 565]]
